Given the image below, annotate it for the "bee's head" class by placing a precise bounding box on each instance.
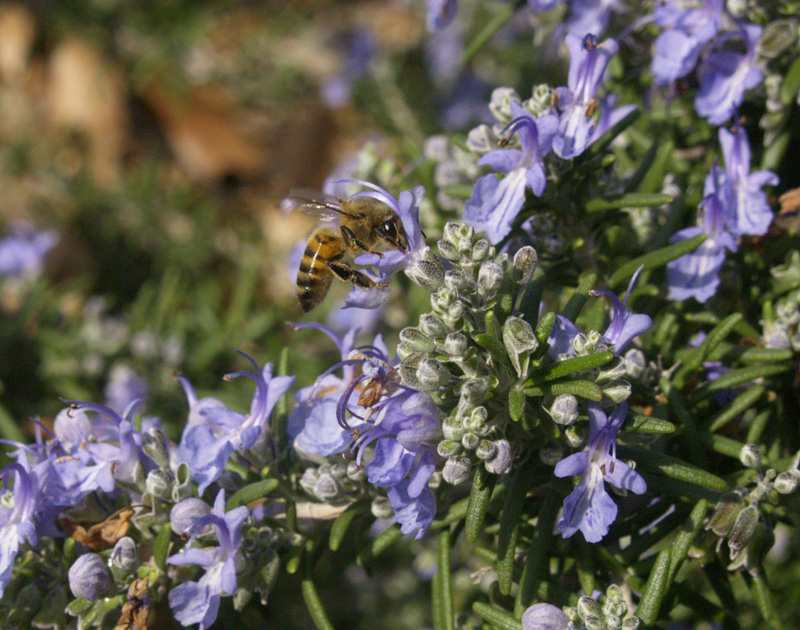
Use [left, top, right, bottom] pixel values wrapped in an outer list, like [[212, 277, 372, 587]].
[[375, 215, 409, 252]]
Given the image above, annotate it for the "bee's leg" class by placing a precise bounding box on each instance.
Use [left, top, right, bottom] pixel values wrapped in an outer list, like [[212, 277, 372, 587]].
[[329, 261, 389, 289], [340, 226, 383, 257]]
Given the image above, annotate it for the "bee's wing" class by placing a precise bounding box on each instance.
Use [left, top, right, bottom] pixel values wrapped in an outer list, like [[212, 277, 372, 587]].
[[285, 189, 357, 221]]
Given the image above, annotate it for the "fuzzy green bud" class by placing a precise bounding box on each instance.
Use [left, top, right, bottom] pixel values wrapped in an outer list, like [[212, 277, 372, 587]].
[[142, 427, 171, 469], [438, 440, 462, 458], [484, 439, 513, 475], [444, 332, 468, 357], [606, 616, 622, 630], [444, 269, 470, 293], [583, 616, 605, 630], [739, 443, 762, 470], [503, 316, 539, 377], [603, 380, 632, 403], [442, 416, 467, 441], [774, 471, 799, 494], [347, 461, 366, 481], [597, 357, 628, 383], [461, 378, 489, 407], [623, 348, 647, 379], [464, 405, 488, 431], [399, 327, 435, 353], [462, 432, 480, 450], [145, 469, 173, 499], [111, 536, 138, 573], [477, 260, 504, 299], [475, 439, 496, 460], [728, 505, 759, 558], [622, 618, 641, 630], [406, 247, 445, 292], [512, 246, 538, 285], [472, 239, 491, 261], [578, 596, 602, 619], [420, 314, 448, 338], [707, 492, 746, 537], [416, 358, 451, 390]]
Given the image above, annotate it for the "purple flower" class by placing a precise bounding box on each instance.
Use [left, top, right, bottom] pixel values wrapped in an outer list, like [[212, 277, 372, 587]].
[[464, 102, 558, 244], [427, 0, 458, 32], [287, 323, 373, 457], [68, 553, 112, 601], [0, 463, 39, 598], [105, 364, 148, 414], [522, 603, 570, 630], [0, 222, 57, 278], [529, 0, 563, 13], [168, 490, 249, 630], [548, 268, 650, 358], [651, 0, 724, 84], [178, 355, 294, 493], [320, 31, 375, 108], [667, 164, 737, 302], [695, 23, 764, 125], [592, 266, 652, 354], [564, 0, 622, 38], [387, 480, 437, 539], [554, 402, 646, 542], [719, 126, 779, 236], [553, 34, 625, 159]]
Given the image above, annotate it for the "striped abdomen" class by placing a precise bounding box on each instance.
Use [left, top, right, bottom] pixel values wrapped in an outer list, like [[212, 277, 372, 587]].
[[296, 229, 345, 313]]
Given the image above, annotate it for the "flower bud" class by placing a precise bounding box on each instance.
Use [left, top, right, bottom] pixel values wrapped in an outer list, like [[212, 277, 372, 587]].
[[442, 416, 467, 441], [739, 443, 762, 470], [141, 427, 171, 469], [774, 471, 799, 494], [503, 316, 539, 377], [707, 492, 746, 537], [605, 584, 623, 604], [444, 270, 470, 293], [606, 616, 622, 630], [438, 238, 460, 261], [623, 348, 647, 379], [549, 395, 579, 426], [512, 246, 538, 285], [371, 496, 394, 520], [68, 553, 112, 601], [597, 357, 628, 383], [477, 260, 504, 299], [172, 462, 194, 503], [565, 425, 587, 448], [472, 239, 491, 261], [443, 222, 473, 246], [399, 327, 435, 353], [539, 440, 564, 465], [475, 438, 496, 460], [462, 432, 480, 450], [443, 456, 472, 485], [622, 618, 641, 630], [577, 596, 601, 619], [254, 549, 281, 606], [347, 461, 367, 481], [444, 332, 468, 357], [171, 497, 212, 536], [405, 248, 445, 292], [146, 469, 173, 499], [460, 379, 489, 407], [315, 472, 342, 501], [234, 585, 253, 611], [420, 314, 448, 338], [602, 380, 632, 403], [489, 86, 520, 123], [437, 439, 462, 458], [464, 406, 488, 431], [416, 358, 451, 390], [467, 124, 497, 153], [583, 616, 605, 630], [434, 288, 457, 309], [446, 301, 465, 324], [484, 440, 513, 475], [728, 505, 759, 559], [111, 536, 138, 573]]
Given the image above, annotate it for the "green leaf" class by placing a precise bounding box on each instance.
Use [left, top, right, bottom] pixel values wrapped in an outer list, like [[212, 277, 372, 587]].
[[520, 268, 546, 329], [637, 548, 672, 626], [618, 446, 727, 490], [509, 389, 526, 422], [667, 500, 708, 585], [431, 497, 469, 530], [693, 364, 790, 399], [535, 311, 555, 346], [523, 379, 604, 401], [609, 233, 707, 288], [673, 313, 742, 388], [483, 310, 513, 383], [561, 271, 597, 323], [153, 522, 172, 572], [435, 530, 455, 630], [442, 184, 475, 199], [749, 572, 782, 630], [329, 502, 366, 551], [302, 579, 335, 630], [585, 192, 674, 212], [497, 460, 536, 595], [708, 386, 764, 432], [515, 491, 560, 615], [780, 54, 800, 104], [226, 479, 279, 511], [527, 351, 613, 385], [466, 465, 496, 543], [472, 602, 523, 630], [358, 524, 403, 566], [623, 414, 676, 434]]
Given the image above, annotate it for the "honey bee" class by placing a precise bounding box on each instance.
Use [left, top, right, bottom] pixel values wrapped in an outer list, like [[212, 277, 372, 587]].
[[288, 191, 410, 312]]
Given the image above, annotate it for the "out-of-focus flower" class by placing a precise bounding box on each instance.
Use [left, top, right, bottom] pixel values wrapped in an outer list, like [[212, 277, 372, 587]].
[[564, 0, 622, 39], [464, 102, 558, 244], [554, 402, 646, 542], [522, 603, 570, 630], [0, 222, 57, 278], [321, 30, 375, 108], [168, 490, 249, 630], [553, 34, 628, 160], [105, 364, 149, 414], [651, 0, 724, 84], [719, 126, 779, 236], [695, 23, 764, 125], [427, 0, 458, 32], [529, 0, 563, 13], [667, 164, 737, 302], [177, 355, 294, 493]]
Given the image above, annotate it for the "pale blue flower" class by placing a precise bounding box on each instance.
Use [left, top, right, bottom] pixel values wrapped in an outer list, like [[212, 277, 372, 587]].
[[695, 23, 764, 125], [554, 402, 646, 542], [0, 463, 39, 598], [719, 126, 779, 236], [0, 222, 57, 278], [522, 603, 570, 630]]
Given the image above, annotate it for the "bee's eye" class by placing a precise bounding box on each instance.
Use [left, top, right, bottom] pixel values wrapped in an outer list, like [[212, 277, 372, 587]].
[[381, 220, 398, 239]]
